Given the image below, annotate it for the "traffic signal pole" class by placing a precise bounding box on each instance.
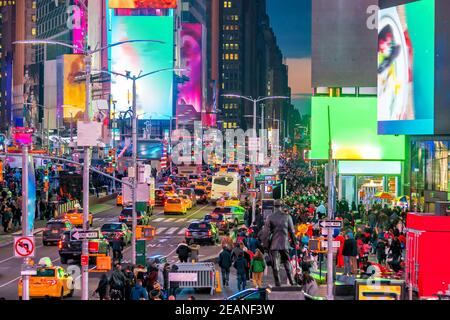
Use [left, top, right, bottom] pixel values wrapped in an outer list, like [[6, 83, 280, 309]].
[[326, 104, 335, 300], [131, 76, 138, 265], [21, 144, 30, 300]]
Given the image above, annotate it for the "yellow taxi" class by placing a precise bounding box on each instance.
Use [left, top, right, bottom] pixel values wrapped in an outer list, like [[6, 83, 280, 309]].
[[195, 181, 209, 191], [18, 258, 74, 299], [116, 193, 123, 206], [164, 197, 187, 215], [179, 194, 193, 210], [161, 184, 177, 197], [64, 207, 93, 227], [206, 186, 212, 199], [217, 196, 241, 207]]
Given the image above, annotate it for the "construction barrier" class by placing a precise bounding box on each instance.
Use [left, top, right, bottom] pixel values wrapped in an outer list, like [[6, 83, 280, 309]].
[[56, 200, 79, 217], [169, 262, 216, 295]]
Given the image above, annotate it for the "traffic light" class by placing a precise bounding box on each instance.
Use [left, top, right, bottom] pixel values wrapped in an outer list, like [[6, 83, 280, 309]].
[[44, 169, 49, 177], [265, 185, 273, 194], [108, 149, 113, 157], [244, 167, 251, 183], [0, 160, 3, 183], [43, 181, 49, 192]]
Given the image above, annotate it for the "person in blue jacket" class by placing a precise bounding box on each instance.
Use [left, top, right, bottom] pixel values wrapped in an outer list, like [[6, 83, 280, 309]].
[[130, 279, 149, 300]]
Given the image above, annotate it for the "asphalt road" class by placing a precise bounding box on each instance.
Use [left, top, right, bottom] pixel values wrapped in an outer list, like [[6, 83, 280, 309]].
[[0, 199, 221, 300]]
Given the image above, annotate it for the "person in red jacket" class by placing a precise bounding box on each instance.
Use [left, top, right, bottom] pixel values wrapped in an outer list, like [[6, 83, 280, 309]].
[[335, 232, 345, 268]]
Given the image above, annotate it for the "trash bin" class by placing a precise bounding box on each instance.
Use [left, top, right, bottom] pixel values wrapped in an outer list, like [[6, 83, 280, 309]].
[[189, 245, 200, 262]]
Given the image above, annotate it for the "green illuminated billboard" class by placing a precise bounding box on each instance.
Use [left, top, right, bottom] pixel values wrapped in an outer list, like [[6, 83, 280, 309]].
[[310, 96, 405, 161]]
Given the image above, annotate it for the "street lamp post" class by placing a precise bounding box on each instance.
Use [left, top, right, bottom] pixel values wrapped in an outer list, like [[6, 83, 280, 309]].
[[221, 94, 289, 224], [14, 38, 164, 300], [95, 68, 184, 265]]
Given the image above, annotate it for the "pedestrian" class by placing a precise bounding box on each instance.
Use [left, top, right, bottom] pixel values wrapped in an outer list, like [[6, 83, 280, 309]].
[[93, 274, 109, 300], [111, 238, 123, 264], [162, 263, 170, 292], [250, 249, 266, 288], [335, 232, 345, 268], [342, 232, 358, 276], [218, 245, 232, 287], [176, 240, 191, 263], [123, 265, 135, 300], [12, 205, 21, 229], [376, 237, 387, 265], [169, 264, 179, 297], [109, 264, 126, 300], [130, 279, 149, 300], [234, 252, 247, 291], [2, 207, 12, 232]]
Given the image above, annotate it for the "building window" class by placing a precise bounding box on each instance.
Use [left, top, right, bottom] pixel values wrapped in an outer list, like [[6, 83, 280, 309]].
[[223, 122, 228, 129], [31, 28, 36, 36]]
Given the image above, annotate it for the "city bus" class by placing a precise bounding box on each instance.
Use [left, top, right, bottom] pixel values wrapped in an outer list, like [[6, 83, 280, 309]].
[[211, 172, 240, 202]]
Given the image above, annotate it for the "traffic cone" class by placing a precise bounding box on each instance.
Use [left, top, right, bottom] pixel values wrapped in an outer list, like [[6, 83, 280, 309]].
[[215, 271, 222, 293]]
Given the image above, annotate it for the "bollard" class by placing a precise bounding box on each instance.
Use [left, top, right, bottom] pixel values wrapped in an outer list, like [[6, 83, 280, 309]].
[[215, 271, 222, 293]]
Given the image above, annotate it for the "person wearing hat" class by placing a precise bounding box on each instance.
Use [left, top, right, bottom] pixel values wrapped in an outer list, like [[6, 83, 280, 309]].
[[262, 199, 297, 287]]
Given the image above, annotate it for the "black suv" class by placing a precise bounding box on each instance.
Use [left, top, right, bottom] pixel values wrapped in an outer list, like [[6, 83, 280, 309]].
[[43, 219, 73, 246], [58, 230, 110, 264]]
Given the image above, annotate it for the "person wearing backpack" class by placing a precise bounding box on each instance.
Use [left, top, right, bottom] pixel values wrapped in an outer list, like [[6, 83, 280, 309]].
[[250, 249, 266, 288], [109, 264, 126, 300], [130, 279, 149, 300]]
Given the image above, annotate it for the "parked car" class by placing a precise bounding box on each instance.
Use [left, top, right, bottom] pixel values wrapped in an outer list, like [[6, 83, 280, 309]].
[[100, 222, 132, 246], [43, 219, 74, 246], [185, 221, 220, 245]]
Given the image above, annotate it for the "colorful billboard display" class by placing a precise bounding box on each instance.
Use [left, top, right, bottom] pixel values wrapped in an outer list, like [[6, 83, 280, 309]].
[[109, 0, 177, 9], [310, 96, 405, 161], [177, 23, 203, 114], [377, 0, 435, 134], [57, 54, 86, 120], [110, 15, 174, 118]]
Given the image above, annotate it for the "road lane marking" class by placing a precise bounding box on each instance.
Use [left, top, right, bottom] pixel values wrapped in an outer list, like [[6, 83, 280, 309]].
[[165, 227, 178, 235], [164, 218, 175, 222], [153, 218, 165, 222], [0, 244, 44, 265], [185, 204, 209, 219], [0, 276, 20, 288], [155, 227, 167, 235], [178, 228, 186, 235]]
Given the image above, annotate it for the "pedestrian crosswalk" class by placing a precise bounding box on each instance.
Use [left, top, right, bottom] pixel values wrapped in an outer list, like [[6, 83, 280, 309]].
[[94, 217, 118, 223], [94, 217, 196, 224]]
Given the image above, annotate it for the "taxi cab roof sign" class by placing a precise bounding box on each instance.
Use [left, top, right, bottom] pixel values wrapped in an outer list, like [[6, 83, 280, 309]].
[[38, 257, 53, 267]]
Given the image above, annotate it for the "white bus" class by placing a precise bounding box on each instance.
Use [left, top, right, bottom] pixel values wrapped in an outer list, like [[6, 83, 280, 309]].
[[211, 172, 240, 202]]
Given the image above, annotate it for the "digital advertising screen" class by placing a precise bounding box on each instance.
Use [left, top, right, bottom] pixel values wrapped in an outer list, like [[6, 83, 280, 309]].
[[137, 140, 163, 160], [109, 0, 177, 9], [57, 54, 86, 120], [177, 23, 203, 114], [110, 15, 174, 119], [377, 0, 435, 134], [310, 96, 405, 161]]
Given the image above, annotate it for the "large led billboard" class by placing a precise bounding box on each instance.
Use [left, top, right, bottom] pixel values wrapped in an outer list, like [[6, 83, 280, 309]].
[[377, 0, 435, 134], [109, 0, 177, 8], [177, 23, 202, 114], [310, 96, 405, 161], [110, 15, 174, 118], [57, 54, 86, 120], [378, 0, 450, 135]]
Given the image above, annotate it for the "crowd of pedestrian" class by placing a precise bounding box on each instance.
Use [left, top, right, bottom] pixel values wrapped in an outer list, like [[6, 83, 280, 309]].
[[93, 260, 192, 301]]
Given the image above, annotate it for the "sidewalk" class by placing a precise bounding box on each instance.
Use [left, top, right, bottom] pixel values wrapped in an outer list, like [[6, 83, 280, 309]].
[[0, 201, 115, 248]]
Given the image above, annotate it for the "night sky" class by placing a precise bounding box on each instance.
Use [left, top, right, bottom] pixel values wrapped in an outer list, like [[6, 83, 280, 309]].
[[266, 0, 312, 59]]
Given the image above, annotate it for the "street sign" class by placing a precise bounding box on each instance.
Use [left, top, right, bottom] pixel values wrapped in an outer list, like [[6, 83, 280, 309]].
[[21, 264, 37, 276], [70, 230, 99, 241], [14, 236, 35, 258], [81, 255, 89, 266], [321, 241, 341, 248], [320, 220, 343, 228]]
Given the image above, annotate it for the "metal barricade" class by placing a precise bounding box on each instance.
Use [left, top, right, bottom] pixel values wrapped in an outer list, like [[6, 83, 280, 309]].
[[56, 200, 78, 217], [169, 262, 216, 295]]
